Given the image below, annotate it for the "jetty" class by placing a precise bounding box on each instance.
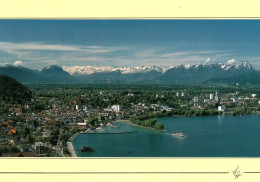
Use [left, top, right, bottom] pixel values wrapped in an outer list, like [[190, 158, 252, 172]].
[[82, 130, 138, 135]]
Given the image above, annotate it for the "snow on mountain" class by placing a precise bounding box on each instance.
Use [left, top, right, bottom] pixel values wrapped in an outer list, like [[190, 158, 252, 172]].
[[62, 65, 166, 75], [0, 61, 256, 84], [62, 65, 114, 75], [234, 61, 252, 69], [184, 64, 191, 69], [61, 61, 254, 75]]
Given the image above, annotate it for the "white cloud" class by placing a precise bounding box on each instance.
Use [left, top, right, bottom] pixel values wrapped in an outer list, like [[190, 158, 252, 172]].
[[227, 58, 236, 65], [161, 50, 232, 58], [60, 56, 105, 62], [0, 42, 82, 52], [0, 41, 240, 69], [0, 42, 121, 53], [13, 60, 24, 66]]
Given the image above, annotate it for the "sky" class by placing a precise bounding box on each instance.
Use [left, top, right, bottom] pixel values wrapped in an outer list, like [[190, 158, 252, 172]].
[[0, 20, 259, 70]]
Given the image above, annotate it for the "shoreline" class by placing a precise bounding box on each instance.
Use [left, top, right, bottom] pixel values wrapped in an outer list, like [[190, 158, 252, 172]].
[[114, 119, 165, 131], [67, 132, 79, 157]]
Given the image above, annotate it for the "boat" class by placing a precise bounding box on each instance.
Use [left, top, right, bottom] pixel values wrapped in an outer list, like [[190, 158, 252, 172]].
[[80, 146, 94, 152], [171, 132, 186, 137]]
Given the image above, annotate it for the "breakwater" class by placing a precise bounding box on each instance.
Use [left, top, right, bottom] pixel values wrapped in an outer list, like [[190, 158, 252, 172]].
[[83, 130, 138, 135]]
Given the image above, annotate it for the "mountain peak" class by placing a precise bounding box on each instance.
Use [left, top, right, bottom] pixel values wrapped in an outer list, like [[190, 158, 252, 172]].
[[42, 65, 63, 72]]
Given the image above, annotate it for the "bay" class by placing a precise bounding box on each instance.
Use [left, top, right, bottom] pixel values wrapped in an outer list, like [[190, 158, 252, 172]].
[[72, 114, 260, 157]]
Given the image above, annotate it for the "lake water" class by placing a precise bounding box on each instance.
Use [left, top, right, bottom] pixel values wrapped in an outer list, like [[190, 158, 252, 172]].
[[72, 114, 260, 157]]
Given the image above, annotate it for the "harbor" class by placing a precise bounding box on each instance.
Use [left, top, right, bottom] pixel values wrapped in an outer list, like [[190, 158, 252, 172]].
[[72, 114, 260, 157]]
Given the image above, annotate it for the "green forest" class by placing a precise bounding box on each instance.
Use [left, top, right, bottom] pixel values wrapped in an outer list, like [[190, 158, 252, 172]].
[[0, 75, 32, 103]]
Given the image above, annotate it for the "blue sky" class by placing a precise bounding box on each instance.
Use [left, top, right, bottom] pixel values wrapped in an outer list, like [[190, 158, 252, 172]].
[[0, 20, 259, 69]]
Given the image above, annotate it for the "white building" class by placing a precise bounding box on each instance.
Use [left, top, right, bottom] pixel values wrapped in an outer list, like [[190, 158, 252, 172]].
[[218, 106, 226, 112], [127, 93, 134, 96], [111, 105, 122, 112], [162, 106, 173, 111], [176, 92, 179, 97], [194, 96, 199, 103], [77, 123, 87, 126], [75, 105, 79, 110], [181, 92, 185, 97], [83, 106, 87, 111], [252, 94, 256, 98], [231, 98, 237, 102], [104, 108, 113, 112], [215, 96, 219, 102], [210, 94, 214, 100]]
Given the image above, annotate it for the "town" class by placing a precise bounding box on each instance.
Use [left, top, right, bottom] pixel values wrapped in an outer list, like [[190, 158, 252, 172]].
[[0, 84, 259, 157]]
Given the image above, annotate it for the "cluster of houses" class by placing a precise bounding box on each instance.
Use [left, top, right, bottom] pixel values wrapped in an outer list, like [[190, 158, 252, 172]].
[[191, 91, 259, 112]]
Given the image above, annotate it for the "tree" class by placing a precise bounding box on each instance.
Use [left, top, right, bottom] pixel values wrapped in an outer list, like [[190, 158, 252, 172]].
[[154, 122, 164, 130], [34, 136, 43, 142], [25, 135, 34, 144], [59, 133, 70, 145]]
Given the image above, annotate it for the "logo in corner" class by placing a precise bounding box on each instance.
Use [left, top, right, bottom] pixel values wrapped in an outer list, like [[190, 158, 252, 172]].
[[232, 166, 242, 179]]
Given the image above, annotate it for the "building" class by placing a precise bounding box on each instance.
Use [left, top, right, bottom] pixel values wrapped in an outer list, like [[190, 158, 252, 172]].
[[210, 94, 214, 100], [215, 96, 219, 102], [204, 99, 210, 103], [104, 108, 113, 112], [176, 92, 179, 97], [181, 92, 185, 97], [218, 106, 226, 112], [35, 142, 44, 149], [194, 96, 199, 103], [162, 106, 173, 112], [111, 105, 122, 112]]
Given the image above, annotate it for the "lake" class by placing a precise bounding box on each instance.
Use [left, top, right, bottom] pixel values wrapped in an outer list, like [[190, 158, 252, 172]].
[[72, 114, 260, 157]]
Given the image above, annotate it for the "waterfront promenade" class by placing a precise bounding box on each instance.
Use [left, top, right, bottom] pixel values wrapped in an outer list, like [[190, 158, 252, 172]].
[[67, 132, 79, 157]]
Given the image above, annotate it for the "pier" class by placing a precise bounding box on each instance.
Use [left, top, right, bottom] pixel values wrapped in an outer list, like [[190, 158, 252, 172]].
[[83, 131, 139, 135]]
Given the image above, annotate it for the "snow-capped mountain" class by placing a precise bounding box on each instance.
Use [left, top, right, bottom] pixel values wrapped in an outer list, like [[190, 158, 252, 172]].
[[178, 61, 253, 71], [62, 65, 166, 75], [63, 61, 254, 76], [0, 61, 257, 84], [161, 61, 255, 83]]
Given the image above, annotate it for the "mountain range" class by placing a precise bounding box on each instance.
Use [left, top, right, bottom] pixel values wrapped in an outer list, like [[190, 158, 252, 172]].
[[0, 62, 259, 85]]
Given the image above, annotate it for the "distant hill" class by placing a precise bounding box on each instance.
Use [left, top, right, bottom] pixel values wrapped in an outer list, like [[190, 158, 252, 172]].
[[0, 75, 32, 103], [0, 65, 76, 84], [41, 65, 77, 83], [205, 71, 260, 86], [0, 65, 44, 84]]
